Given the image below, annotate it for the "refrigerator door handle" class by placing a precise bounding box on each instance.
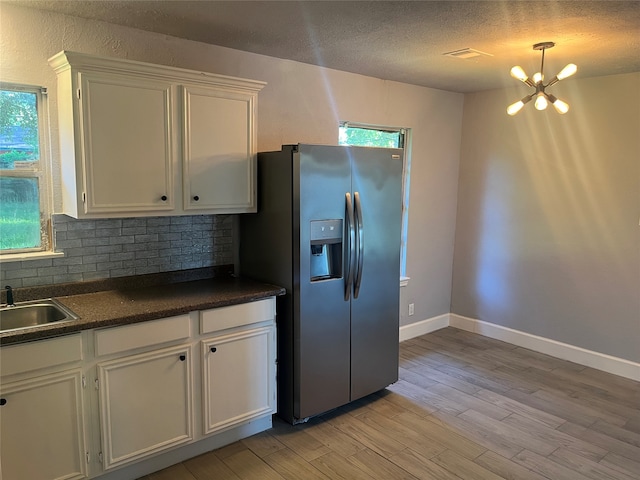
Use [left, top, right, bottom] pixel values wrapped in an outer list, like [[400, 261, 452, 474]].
[[353, 191, 364, 299], [345, 192, 356, 301]]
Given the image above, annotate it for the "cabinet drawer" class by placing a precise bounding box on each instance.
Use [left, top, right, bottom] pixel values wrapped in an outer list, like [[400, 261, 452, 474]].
[[200, 298, 275, 334], [1, 334, 83, 377], [95, 314, 191, 357]]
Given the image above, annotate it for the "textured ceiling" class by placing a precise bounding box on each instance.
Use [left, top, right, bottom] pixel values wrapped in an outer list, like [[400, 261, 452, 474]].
[[6, 1, 640, 93]]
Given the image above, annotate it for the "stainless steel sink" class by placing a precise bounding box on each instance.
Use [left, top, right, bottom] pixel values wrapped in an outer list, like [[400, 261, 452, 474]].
[[0, 299, 79, 332]]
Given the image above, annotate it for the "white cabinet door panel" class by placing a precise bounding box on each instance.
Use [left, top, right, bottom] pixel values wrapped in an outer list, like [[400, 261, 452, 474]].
[[98, 345, 192, 469], [0, 369, 87, 480], [202, 325, 275, 434], [182, 86, 256, 212], [79, 72, 174, 213]]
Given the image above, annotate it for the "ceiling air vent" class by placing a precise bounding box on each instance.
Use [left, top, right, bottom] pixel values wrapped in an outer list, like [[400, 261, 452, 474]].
[[443, 48, 493, 59]]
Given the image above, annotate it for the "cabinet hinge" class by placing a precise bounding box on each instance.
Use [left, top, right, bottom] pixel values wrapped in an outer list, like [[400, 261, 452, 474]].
[[86, 451, 90, 464], [77, 88, 81, 100], [82, 375, 86, 388], [82, 192, 86, 204], [98, 451, 103, 464], [94, 378, 99, 390]]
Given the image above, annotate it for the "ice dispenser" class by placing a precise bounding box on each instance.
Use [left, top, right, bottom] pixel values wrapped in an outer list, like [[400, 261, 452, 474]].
[[310, 219, 343, 281]]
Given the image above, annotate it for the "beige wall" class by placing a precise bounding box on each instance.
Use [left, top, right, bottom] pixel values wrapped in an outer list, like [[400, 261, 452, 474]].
[[452, 72, 640, 362], [0, 5, 463, 324]]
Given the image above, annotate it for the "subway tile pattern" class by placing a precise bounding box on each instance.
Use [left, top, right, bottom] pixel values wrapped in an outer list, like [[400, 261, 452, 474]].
[[1, 214, 234, 287]]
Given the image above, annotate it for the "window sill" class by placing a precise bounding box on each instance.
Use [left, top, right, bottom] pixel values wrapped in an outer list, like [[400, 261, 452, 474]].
[[0, 251, 65, 263], [400, 276, 410, 287]]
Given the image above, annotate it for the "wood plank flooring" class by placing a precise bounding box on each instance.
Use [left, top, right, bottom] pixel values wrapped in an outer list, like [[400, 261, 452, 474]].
[[140, 327, 640, 480]]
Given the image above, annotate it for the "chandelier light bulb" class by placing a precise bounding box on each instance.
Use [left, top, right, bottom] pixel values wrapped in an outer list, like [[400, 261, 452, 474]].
[[507, 101, 525, 116], [557, 63, 577, 80], [546, 93, 570, 114], [534, 93, 548, 110], [510, 66, 529, 82], [552, 98, 570, 114], [507, 94, 533, 116], [532, 72, 543, 84]]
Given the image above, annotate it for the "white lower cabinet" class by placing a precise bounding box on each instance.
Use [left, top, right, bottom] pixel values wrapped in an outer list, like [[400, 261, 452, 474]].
[[202, 325, 275, 434], [0, 298, 276, 479], [97, 345, 193, 470], [0, 335, 88, 480], [0, 370, 88, 480]]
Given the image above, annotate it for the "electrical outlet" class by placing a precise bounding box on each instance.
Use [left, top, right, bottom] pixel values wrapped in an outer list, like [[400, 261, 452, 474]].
[[408, 303, 414, 316]]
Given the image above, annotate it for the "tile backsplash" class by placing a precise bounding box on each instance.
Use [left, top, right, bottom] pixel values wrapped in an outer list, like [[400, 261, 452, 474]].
[[1, 214, 234, 287]]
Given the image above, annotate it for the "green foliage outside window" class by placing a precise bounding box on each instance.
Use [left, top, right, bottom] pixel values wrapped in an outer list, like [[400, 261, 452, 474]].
[[0, 177, 40, 250], [339, 125, 403, 148], [0, 90, 40, 167], [0, 88, 43, 251]]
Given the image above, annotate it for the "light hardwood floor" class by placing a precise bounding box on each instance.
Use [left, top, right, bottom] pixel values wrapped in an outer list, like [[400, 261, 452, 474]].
[[140, 327, 640, 479]]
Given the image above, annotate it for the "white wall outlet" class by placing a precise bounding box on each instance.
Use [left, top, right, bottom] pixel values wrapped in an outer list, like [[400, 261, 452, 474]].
[[408, 303, 415, 316]]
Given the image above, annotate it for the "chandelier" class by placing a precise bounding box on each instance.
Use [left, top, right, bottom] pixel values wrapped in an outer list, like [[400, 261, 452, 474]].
[[507, 42, 577, 116]]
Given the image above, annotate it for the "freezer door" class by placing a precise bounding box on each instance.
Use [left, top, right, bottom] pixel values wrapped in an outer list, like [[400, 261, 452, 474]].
[[350, 147, 403, 400], [295, 145, 352, 420]]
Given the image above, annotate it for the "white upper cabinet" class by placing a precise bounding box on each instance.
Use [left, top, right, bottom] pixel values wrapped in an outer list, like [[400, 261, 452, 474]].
[[182, 86, 256, 212], [49, 51, 265, 218], [78, 72, 175, 214]]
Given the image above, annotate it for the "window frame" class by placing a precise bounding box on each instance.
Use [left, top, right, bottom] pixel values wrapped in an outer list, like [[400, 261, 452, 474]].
[[338, 121, 411, 280], [0, 82, 54, 259]]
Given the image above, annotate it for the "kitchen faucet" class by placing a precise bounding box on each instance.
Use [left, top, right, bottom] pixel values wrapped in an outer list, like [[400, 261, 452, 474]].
[[5, 285, 15, 307]]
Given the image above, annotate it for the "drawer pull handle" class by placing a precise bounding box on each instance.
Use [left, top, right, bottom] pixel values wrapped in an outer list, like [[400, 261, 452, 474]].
[[210, 347, 217, 353], [0, 398, 6, 406], [161, 195, 168, 201], [179, 354, 186, 361]]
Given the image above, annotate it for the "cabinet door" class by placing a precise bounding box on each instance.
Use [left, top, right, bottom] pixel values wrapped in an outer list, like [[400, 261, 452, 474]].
[[0, 369, 87, 480], [182, 85, 257, 213], [202, 325, 275, 434], [79, 72, 175, 214], [97, 345, 192, 470]]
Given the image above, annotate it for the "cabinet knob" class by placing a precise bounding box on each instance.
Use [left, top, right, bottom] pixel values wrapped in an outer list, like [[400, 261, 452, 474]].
[[179, 354, 186, 361], [210, 347, 217, 353], [161, 195, 167, 201], [0, 398, 6, 406], [193, 195, 200, 202]]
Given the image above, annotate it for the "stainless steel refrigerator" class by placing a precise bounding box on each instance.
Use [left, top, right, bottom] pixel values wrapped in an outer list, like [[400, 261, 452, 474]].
[[240, 144, 402, 424]]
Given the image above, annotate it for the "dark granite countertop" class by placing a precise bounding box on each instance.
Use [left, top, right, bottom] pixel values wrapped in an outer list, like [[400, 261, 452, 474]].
[[0, 272, 285, 346]]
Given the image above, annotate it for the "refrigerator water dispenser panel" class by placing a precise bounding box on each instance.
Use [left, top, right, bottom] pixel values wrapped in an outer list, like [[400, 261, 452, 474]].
[[310, 219, 343, 281]]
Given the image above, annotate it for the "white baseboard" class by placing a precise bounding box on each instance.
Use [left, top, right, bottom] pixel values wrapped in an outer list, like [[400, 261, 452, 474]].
[[399, 313, 640, 382], [399, 313, 450, 342]]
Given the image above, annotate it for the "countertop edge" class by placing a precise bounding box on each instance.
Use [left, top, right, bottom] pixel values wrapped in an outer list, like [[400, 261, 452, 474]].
[[1, 277, 285, 346]]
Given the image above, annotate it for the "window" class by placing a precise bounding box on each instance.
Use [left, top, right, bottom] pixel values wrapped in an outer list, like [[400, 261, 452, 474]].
[[0, 83, 52, 256], [339, 122, 411, 279]]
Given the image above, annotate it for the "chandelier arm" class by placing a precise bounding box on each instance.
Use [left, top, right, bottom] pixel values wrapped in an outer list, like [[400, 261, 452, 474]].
[[547, 77, 559, 88]]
